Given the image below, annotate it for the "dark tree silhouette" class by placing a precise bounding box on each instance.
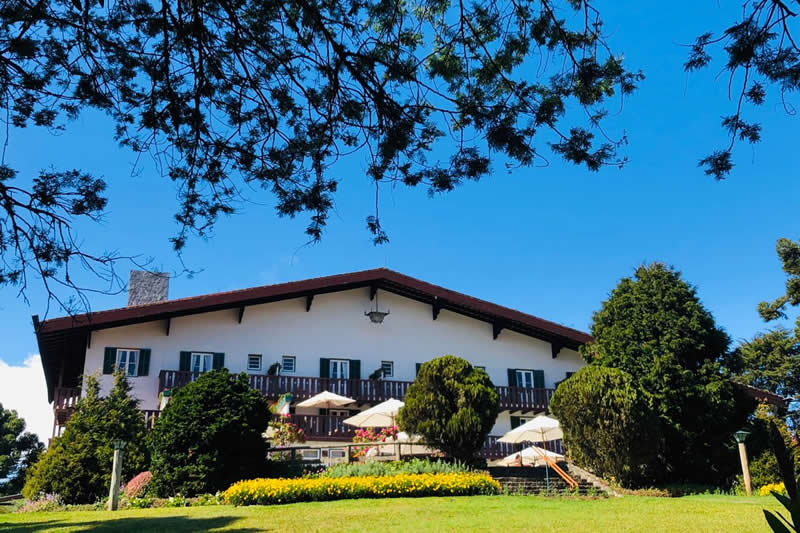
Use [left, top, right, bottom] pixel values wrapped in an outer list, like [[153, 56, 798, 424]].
[[1, 0, 640, 313]]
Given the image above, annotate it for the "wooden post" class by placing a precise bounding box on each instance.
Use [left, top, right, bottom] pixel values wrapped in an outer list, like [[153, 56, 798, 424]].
[[395, 442, 400, 461], [107, 440, 126, 511], [739, 442, 752, 496], [735, 430, 752, 497], [347, 444, 353, 463]]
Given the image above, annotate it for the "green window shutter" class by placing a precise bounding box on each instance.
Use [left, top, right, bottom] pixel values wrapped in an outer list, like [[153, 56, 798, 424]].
[[510, 416, 521, 429], [349, 409, 360, 416], [103, 347, 117, 375], [138, 349, 151, 377], [179, 351, 191, 371], [319, 408, 328, 416], [507, 369, 517, 387], [213, 353, 225, 370], [350, 359, 361, 380], [533, 370, 545, 388], [415, 363, 421, 376], [319, 358, 330, 378]]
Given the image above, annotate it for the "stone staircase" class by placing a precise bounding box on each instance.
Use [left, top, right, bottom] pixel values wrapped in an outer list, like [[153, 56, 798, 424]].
[[488, 465, 610, 496]]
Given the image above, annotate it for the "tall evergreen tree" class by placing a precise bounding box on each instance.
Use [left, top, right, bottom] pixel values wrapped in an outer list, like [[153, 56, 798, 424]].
[[584, 263, 753, 483], [23, 372, 148, 504]]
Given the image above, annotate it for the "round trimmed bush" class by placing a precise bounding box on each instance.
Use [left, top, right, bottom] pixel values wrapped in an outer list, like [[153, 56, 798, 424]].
[[550, 366, 661, 487], [398, 355, 498, 463], [148, 370, 271, 496]]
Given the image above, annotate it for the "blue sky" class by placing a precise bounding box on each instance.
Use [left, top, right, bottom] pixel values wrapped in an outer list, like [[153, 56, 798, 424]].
[[1, 0, 799, 372]]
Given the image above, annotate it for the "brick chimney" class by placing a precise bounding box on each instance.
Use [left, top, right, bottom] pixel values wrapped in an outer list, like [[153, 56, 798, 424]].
[[128, 270, 169, 306]]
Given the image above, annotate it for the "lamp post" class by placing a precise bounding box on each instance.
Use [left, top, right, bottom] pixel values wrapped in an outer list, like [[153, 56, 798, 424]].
[[108, 439, 127, 511], [734, 430, 752, 496]]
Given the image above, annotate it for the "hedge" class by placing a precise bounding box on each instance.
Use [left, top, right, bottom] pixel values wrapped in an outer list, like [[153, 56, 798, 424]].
[[223, 472, 500, 505]]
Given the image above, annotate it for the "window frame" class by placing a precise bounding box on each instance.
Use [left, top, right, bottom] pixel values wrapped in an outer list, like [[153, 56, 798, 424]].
[[329, 408, 350, 417], [191, 352, 214, 373], [281, 355, 296, 373], [380, 360, 394, 378], [116, 348, 140, 377], [247, 354, 263, 372]]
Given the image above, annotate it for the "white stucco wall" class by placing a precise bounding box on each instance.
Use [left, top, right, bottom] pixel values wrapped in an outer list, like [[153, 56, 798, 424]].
[[85, 288, 585, 433]]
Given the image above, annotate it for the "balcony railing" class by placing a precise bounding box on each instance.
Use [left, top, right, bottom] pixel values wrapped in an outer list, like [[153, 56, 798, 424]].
[[158, 370, 554, 412]]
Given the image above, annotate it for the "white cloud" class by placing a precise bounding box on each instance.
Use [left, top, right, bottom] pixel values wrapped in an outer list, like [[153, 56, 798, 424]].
[[0, 355, 52, 445]]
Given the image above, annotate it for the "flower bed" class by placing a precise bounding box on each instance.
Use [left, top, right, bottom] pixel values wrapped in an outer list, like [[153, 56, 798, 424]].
[[223, 472, 500, 505]]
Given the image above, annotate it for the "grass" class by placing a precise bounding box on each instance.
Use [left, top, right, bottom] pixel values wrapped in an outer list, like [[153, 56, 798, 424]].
[[0, 494, 783, 532]]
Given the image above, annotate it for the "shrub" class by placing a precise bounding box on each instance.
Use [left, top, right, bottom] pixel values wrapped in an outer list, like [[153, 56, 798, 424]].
[[550, 366, 661, 488], [23, 373, 149, 504], [129, 496, 154, 509], [321, 458, 471, 478], [165, 495, 189, 507], [223, 472, 499, 505], [148, 370, 271, 496], [16, 494, 63, 513], [192, 492, 224, 506], [124, 471, 152, 499], [398, 355, 499, 463]]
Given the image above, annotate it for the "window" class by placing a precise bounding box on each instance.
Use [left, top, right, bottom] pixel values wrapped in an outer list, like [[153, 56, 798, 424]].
[[328, 448, 347, 459], [116, 349, 139, 377], [515, 369, 534, 388], [282, 355, 296, 373], [301, 448, 321, 461], [381, 361, 394, 378], [330, 359, 349, 379], [247, 354, 262, 371], [191, 352, 213, 373], [329, 409, 349, 417]]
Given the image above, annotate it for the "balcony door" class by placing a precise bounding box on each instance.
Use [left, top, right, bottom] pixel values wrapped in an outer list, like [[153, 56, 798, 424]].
[[330, 359, 350, 379], [515, 369, 534, 388]]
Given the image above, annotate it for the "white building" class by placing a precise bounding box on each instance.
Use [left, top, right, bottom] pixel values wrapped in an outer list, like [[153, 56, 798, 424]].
[[35, 268, 591, 458]]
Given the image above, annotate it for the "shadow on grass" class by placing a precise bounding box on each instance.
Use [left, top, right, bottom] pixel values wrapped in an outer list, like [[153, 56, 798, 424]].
[[0, 515, 265, 532]]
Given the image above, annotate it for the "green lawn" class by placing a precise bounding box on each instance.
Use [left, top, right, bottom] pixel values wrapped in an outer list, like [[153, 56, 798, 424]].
[[0, 495, 783, 532]]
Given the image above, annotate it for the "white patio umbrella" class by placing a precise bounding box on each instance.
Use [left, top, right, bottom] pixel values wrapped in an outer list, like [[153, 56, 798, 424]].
[[498, 415, 563, 444], [344, 398, 404, 460], [497, 445, 564, 467], [343, 398, 404, 428], [498, 415, 563, 489], [297, 390, 356, 410]]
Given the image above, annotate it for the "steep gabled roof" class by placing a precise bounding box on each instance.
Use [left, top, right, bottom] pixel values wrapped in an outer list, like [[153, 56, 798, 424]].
[[34, 268, 592, 400]]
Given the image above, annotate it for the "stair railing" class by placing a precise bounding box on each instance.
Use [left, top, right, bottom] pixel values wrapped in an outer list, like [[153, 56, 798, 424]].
[[535, 448, 578, 490]]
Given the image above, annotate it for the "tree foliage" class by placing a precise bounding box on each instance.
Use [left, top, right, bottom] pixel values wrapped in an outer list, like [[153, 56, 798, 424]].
[[148, 370, 271, 497], [759, 238, 800, 340], [397, 355, 499, 463], [550, 366, 660, 487], [583, 262, 754, 483], [685, 1, 800, 179], [0, 403, 43, 495], [23, 372, 149, 504], [0, 0, 641, 311], [732, 328, 800, 401]]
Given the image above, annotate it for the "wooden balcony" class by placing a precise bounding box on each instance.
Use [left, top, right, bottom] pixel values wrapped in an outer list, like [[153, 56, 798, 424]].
[[158, 370, 554, 412], [48, 391, 556, 459]]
